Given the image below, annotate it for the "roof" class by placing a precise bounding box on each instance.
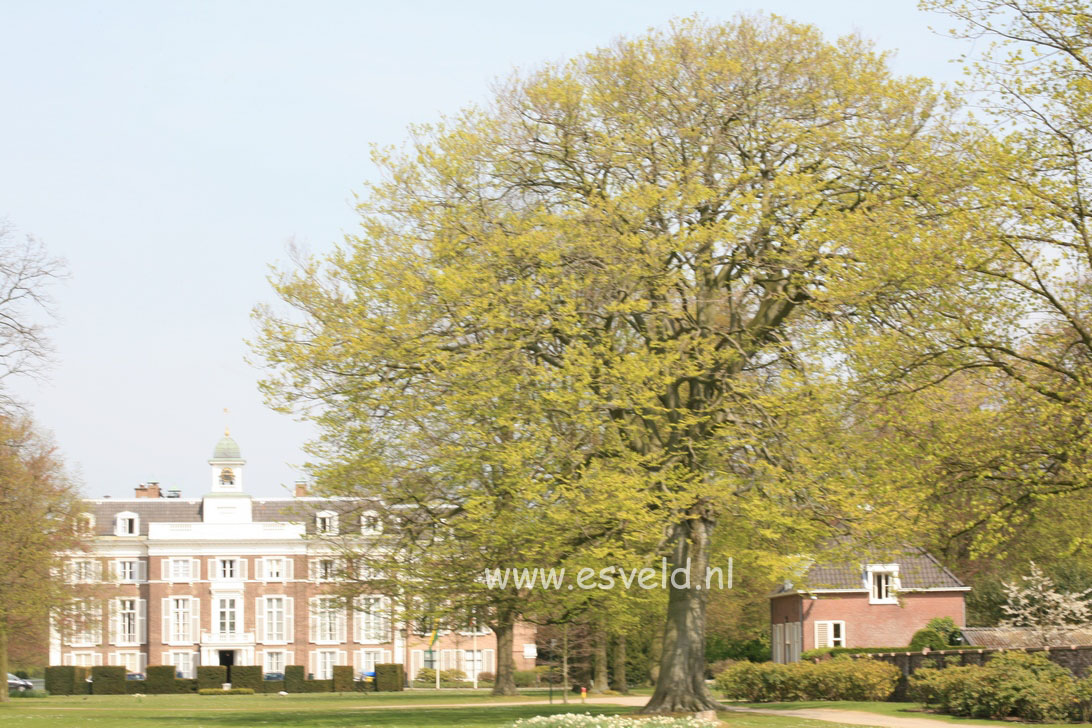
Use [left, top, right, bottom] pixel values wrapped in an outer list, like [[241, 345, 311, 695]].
[[961, 626, 1092, 648], [211, 434, 242, 460], [87, 497, 381, 536], [771, 546, 967, 596]]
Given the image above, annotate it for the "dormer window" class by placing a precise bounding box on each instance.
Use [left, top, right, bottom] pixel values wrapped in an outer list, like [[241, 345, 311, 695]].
[[866, 563, 899, 604], [360, 511, 382, 535], [115, 511, 139, 537], [76, 513, 95, 536], [316, 511, 338, 535]]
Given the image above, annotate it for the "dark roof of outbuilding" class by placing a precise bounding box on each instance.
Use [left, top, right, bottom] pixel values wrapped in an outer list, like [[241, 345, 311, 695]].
[[771, 546, 967, 596], [87, 496, 381, 536]]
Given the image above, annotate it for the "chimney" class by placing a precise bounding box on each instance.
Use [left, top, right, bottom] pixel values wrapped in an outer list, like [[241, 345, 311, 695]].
[[134, 482, 162, 499], [294, 481, 308, 498]]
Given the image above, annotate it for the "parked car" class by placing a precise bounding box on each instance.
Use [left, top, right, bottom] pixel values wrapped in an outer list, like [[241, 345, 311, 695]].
[[263, 672, 285, 681], [8, 673, 32, 692], [125, 673, 146, 681]]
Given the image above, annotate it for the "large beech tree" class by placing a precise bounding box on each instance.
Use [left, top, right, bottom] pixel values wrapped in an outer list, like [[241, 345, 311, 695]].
[[255, 16, 977, 711]]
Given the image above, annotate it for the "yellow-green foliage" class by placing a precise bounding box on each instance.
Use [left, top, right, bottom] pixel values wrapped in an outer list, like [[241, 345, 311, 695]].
[[715, 657, 899, 702]]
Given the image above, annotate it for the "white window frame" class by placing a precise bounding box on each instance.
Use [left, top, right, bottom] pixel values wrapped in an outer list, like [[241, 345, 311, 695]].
[[215, 596, 241, 640], [260, 595, 290, 644], [166, 557, 197, 583], [310, 596, 345, 644], [260, 556, 289, 582], [113, 650, 144, 675], [316, 649, 337, 679], [360, 511, 382, 535], [264, 650, 286, 673], [814, 620, 846, 649], [166, 596, 198, 644], [217, 558, 238, 580], [69, 558, 100, 583], [354, 596, 389, 643], [866, 563, 900, 604], [311, 557, 338, 582], [316, 510, 339, 535], [115, 511, 139, 537], [68, 600, 101, 647], [168, 650, 195, 679]]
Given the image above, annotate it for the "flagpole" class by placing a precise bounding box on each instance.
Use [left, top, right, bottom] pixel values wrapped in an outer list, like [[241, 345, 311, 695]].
[[472, 618, 478, 690]]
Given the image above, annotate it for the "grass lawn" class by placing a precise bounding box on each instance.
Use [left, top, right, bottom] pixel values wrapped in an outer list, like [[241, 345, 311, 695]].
[[0, 692, 898, 728], [738, 700, 1081, 727]]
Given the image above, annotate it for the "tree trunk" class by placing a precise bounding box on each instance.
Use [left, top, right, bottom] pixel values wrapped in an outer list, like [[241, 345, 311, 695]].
[[640, 510, 724, 713], [648, 622, 662, 686], [611, 633, 628, 694], [591, 624, 609, 693], [0, 624, 9, 702], [491, 609, 518, 696], [561, 623, 569, 703]]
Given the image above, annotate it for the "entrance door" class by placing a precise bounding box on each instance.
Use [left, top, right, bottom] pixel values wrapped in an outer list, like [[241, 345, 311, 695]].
[[218, 649, 235, 684]]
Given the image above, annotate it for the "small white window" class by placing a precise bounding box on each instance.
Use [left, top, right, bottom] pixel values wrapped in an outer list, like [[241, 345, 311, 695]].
[[316, 511, 338, 535], [168, 558, 194, 581], [264, 557, 284, 580], [115, 511, 139, 537], [312, 558, 338, 582], [866, 564, 900, 604], [815, 620, 846, 648], [360, 511, 382, 535], [219, 558, 237, 580], [265, 650, 285, 673]]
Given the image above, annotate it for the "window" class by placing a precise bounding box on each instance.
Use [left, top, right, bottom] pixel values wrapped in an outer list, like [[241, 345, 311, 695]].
[[169, 651, 194, 679], [264, 557, 284, 580], [115, 511, 139, 537], [355, 596, 389, 643], [69, 600, 101, 646], [264, 651, 285, 673], [312, 558, 338, 582], [310, 596, 344, 643], [360, 512, 382, 535], [69, 559, 99, 583], [866, 564, 900, 604], [118, 599, 137, 643], [264, 597, 286, 642], [115, 560, 142, 582], [116, 651, 142, 674], [167, 558, 194, 582], [465, 649, 485, 680], [316, 511, 338, 535], [76, 513, 95, 535], [217, 597, 239, 639], [359, 649, 381, 674], [169, 597, 194, 643], [316, 650, 337, 679], [815, 620, 846, 649], [219, 559, 237, 580]]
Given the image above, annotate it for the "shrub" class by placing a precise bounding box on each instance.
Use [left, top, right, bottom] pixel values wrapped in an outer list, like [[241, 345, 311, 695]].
[[908, 651, 1079, 723], [908, 629, 950, 651], [715, 657, 898, 702], [302, 679, 333, 692], [439, 668, 466, 682], [285, 665, 305, 693], [125, 679, 147, 694], [513, 670, 538, 687], [198, 687, 256, 695], [260, 679, 285, 694], [231, 666, 261, 691], [90, 665, 127, 694], [478, 671, 495, 683], [176, 678, 198, 694], [10, 690, 49, 698], [145, 665, 177, 694], [197, 665, 227, 690], [415, 667, 437, 684], [375, 663, 404, 691], [45, 666, 75, 695], [332, 665, 354, 692]]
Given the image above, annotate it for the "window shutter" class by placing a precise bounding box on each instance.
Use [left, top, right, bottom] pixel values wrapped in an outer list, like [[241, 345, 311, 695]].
[[191, 598, 200, 643], [191, 558, 200, 580], [284, 558, 293, 581], [137, 599, 147, 645], [285, 650, 294, 667], [137, 560, 147, 582], [816, 622, 830, 649], [109, 651, 118, 666], [162, 598, 171, 644], [309, 599, 318, 642], [108, 599, 118, 646], [285, 597, 294, 644], [338, 650, 347, 666], [484, 649, 494, 673], [240, 559, 248, 581], [256, 598, 265, 643], [93, 653, 103, 666], [92, 560, 103, 581], [382, 649, 392, 664], [336, 608, 346, 643], [352, 597, 360, 643], [308, 559, 317, 582], [255, 559, 264, 581], [63, 653, 73, 666], [410, 649, 421, 677], [208, 558, 216, 580], [309, 650, 317, 679]]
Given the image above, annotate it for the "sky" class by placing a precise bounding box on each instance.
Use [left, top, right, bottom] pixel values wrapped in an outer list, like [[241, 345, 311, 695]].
[[0, 0, 968, 500]]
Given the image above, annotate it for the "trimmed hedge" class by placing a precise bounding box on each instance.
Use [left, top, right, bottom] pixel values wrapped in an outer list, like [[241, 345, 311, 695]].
[[231, 666, 262, 692], [716, 656, 900, 702], [125, 679, 147, 694], [91, 666, 127, 694], [285, 665, 305, 693], [177, 678, 198, 694], [199, 687, 256, 695], [303, 679, 334, 692], [261, 679, 286, 694], [197, 665, 227, 690], [146, 665, 177, 694], [909, 651, 1092, 723], [45, 666, 76, 695], [375, 663, 404, 692], [332, 665, 354, 692]]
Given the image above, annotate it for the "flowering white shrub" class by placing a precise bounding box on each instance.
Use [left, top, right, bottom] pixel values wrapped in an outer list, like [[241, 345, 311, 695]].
[[509, 714, 718, 727]]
